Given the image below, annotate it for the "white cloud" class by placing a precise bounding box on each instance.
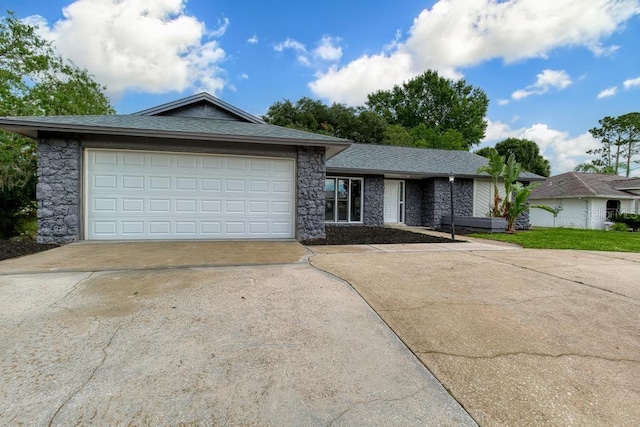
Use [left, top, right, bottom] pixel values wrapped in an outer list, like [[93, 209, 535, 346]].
[[310, 0, 640, 105], [482, 119, 601, 174], [497, 99, 510, 106], [274, 37, 312, 65], [247, 35, 258, 45], [28, 0, 228, 97], [209, 17, 229, 38], [597, 86, 618, 98], [623, 76, 640, 89], [274, 38, 306, 53], [511, 69, 572, 100], [310, 52, 414, 105], [275, 35, 343, 68], [313, 36, 342, 62]]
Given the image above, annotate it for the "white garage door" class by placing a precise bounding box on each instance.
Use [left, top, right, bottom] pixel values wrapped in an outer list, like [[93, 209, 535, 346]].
[[85, 149, 295, 240]]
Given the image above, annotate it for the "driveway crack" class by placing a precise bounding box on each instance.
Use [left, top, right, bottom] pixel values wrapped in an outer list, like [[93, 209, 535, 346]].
[[48, 272, 95, 311], [381, 291, 584, 311], [468, 252, 639, 302], [326, 386, 429, 426], [418, 350, 640, 364], [47, 307, 147, 426]]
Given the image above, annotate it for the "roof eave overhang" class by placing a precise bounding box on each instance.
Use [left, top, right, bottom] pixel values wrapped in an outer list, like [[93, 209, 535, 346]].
[[326, 167, 491, 179], [530, 194, 640, 200], [0, 121, 351, 154]]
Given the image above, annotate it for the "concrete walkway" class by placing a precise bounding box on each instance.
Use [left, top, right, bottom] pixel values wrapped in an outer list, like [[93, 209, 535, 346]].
[[310, 247, 640, 426], [0, 241, 475, 426]]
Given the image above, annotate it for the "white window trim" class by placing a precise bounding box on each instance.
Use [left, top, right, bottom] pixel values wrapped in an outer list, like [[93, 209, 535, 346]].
[[398, 180, 405, 224], [325, 176, 364, 223]]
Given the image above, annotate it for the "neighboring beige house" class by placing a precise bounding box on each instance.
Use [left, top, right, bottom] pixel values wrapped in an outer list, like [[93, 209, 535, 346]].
[[529, 172, 640, 230]]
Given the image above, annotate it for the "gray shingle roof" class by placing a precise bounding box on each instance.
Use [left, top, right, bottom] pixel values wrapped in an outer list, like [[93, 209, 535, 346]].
[[530, 172, 640, 199], [326, 143, 544, 180], [0, 114, 351, 146], [612, 177, 640, 190]]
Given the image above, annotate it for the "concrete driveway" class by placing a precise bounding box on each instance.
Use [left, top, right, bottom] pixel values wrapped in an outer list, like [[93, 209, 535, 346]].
[[310, 245, 640, 426], [0, 241, 474, 426]]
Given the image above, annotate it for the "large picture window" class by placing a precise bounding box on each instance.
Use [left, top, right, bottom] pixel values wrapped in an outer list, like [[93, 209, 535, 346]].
[[325, 177, 362, 222]]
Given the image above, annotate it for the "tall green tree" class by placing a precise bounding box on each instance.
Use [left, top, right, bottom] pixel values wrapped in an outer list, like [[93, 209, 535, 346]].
[[586, 113, 640, 177], [263, 97, 387, 143], [366, 70, 489, 150], [476, 138, 551, 177], [0, 11, 114, 238], [382, 124, 465, 150]]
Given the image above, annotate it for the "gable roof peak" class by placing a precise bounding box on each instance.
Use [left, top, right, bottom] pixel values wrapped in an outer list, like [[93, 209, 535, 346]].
[[133, 92, 265, 124]]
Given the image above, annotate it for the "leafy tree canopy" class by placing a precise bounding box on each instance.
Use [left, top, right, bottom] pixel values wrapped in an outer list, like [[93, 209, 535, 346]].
[[476, 138, 551, 177], [262, 97, 386, 143], [366, 70, 489, 149], [0, 10, 114, 238], [585, 112, 640, 177], [382, 124, 465, 150]]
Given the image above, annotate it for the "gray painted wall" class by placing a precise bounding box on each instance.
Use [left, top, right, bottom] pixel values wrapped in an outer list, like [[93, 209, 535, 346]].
[[158, 101, 242, 120], [404, 180, 423, 226]]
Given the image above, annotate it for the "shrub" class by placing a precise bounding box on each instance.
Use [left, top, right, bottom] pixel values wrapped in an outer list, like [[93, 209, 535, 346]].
[[611, 222, 629, 232], [609, 213, 640, 231]]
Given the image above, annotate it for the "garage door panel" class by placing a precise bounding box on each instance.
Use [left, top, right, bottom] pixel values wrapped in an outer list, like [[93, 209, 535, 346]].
[[86, 149, 295, 240]]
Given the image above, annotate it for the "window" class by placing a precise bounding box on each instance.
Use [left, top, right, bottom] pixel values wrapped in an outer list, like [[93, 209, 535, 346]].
[[606, 200, 620, 218], [325, 177, 363, 222]]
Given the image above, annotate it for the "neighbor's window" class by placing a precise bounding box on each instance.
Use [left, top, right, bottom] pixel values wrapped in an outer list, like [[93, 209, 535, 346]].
[[606, 200, 621, 218], [325, 177, 363, 222]]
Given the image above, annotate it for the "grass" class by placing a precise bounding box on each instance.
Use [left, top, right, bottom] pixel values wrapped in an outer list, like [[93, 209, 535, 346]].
[[469, 227, 640, 252]]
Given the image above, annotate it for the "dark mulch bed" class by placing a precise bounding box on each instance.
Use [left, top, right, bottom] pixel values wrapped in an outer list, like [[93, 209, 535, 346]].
[[0, 240, 59, 261], [302, 225, 456, 245]]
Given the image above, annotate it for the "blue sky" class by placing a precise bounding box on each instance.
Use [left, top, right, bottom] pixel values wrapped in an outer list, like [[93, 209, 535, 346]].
[[4, 0, 640, 175]]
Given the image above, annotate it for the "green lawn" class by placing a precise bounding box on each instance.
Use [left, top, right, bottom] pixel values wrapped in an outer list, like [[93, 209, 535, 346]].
[[469, 227, 640, 252]]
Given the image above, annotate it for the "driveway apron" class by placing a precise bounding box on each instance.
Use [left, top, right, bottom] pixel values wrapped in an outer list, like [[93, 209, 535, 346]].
[[0, 241, 474, 426]]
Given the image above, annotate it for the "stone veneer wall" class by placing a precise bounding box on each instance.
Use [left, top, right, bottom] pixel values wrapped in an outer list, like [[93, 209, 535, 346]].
[[515, 209, 530, 230], [404, 180, 423, 226], [296, 146, 326, 240], [422, 178, 474, 228], [37, 138, 81, 243], [363, 176, 384, 226]]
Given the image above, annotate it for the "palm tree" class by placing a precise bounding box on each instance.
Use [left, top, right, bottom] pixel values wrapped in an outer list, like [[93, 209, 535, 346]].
[[477, 148, 505, 216]]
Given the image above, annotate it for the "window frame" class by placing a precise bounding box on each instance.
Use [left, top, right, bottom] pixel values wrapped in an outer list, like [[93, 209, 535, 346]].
[[325, 176, 364, 223], [606, 199, 621, 219]]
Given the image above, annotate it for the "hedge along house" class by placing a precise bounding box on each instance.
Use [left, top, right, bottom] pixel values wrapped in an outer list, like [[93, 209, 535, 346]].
[[325, 143, 544, 229], [0, 93, 544, 243], [0, 93, 350, 243]]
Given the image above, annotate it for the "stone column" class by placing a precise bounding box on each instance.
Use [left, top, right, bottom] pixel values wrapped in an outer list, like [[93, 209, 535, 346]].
[[363, 176, 384, 226], [296, 146, 326, 240], [37, 138, 81, 243]]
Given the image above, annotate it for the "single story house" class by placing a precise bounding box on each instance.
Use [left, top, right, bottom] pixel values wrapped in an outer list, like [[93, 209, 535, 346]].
[[529, 172, 640, 229], [0, 93, 543, 243]]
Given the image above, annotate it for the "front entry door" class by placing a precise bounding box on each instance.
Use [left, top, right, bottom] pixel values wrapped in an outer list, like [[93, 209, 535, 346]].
[[384, 180, 403, 223]]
